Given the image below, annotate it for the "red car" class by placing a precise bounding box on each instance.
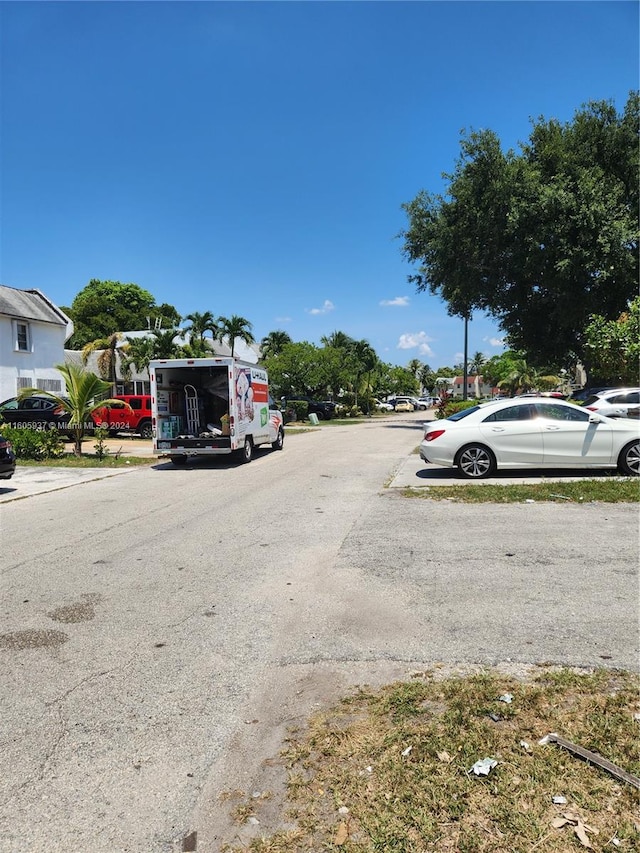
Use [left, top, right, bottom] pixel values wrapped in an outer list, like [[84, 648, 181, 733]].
[[93, 395, 153, 438]]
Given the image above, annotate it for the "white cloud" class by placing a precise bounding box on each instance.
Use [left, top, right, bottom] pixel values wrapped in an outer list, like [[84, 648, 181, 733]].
[[397, 332, 434, 357], [275, 316, 292, 323], [380, 296, 410, 307], [307, 300, 335, 315], [485, 336, 505, 348]]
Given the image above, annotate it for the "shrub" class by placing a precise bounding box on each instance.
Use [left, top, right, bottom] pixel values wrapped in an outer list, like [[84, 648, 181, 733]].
[[1, 425, 66, 460], [435, 399, 479, 420], [289, 400, 309, 421]]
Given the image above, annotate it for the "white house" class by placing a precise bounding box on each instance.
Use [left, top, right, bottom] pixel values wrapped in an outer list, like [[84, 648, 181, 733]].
[[0, 285, 73, 402]]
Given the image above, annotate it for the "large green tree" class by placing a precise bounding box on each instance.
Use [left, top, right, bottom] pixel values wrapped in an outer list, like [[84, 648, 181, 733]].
[[263, 342, 346, 399], [63, 280, 180, 349], [400, 93, 639, 370]]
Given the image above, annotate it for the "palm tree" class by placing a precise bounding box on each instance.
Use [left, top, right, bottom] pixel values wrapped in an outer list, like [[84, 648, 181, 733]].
[[320, 330, 354, 350], [183, 311, 218, 345], [407, 358, 422, 379], [418, 363, 435, 394], [470, 351, 486, 375], [150, 328, 184, 359], [497, 358, 561, 396], [18, 362, 122, 456], [81, 332, 124, 394], [216, 315, 255, 358], [120, 335, 156, 378], [260, 330, 292, 360], [351, 339, 378, 409]]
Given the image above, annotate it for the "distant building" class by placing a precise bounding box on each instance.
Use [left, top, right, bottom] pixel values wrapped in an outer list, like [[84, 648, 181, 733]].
[[0, 284, 73, 402], [451, 374, 497, 399]]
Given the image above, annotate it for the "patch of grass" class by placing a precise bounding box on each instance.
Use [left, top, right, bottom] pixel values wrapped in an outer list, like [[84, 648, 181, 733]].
[[18, 454, 152, 468], [400, 479, 640, 503], [226, 667, 640, 852]]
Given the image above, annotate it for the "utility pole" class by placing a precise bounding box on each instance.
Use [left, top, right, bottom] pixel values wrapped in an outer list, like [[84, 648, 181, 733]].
[[462, 314, 469, 401]]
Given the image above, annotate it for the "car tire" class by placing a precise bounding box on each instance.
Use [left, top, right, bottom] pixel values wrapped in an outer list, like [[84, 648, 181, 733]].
[[617, 440, 640, 477], [171, 455, 188, 466], [238, 437, 253, 463], [315, 412, 325, 421], [138, 420, 153, 439], [272, 428, 284, 451], [456, 443, 496, 479]]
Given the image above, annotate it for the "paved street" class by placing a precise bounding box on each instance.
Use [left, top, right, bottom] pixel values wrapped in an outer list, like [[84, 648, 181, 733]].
[[0, 413, 638, 852]]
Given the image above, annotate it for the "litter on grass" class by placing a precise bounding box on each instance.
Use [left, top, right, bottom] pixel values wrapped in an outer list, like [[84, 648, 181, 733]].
[[498, 693, 513, 703], [470, 757, 498, 776]]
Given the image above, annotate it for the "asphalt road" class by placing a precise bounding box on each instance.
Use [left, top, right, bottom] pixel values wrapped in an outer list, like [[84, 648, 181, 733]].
[[0, 413, 638, 852]]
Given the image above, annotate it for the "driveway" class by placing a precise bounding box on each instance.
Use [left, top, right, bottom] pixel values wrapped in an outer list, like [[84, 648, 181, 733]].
[[0, 415, 637, 851]]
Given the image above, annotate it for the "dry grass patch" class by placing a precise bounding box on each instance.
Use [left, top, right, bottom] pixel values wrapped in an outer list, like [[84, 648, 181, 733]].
[[400, 480, 640, 503], [223, 667, 639, 852]]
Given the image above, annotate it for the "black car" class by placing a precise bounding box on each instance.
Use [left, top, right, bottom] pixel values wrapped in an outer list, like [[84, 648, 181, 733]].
[[0, 395, 79, 434], [0, 433, 16, 480], [283, 395, 334, 420]]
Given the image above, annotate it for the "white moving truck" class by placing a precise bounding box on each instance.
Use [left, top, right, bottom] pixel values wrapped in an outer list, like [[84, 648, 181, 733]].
[[149, 357, 284, 465]]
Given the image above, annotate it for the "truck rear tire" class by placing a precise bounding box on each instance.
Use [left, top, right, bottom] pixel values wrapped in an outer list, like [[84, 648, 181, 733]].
[[238, 438, 253, 463]]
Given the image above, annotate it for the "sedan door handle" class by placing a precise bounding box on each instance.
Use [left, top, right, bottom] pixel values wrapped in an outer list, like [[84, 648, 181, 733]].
[[544, 425, 561, 431]]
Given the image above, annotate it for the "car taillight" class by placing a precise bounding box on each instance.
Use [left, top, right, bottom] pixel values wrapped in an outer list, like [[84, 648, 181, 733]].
[[425, 429, 445, 442], [53, 405, 65, 414], [0, 439, 11, 450], [585, 406, 597, 411]]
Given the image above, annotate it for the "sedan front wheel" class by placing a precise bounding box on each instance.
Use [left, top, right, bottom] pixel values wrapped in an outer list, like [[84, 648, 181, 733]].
[[456, 444, 496, 479], [618, 440, 640, 477]]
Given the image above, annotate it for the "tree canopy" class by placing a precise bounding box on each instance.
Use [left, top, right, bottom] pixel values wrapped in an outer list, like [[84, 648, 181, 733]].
[[400, 93, 639, 371], [63, 280, 181, 349], [584, 296, 640, 385]]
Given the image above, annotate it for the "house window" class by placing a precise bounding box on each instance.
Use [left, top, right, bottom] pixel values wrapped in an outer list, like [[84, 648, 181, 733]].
[[37, 378, 63, 393], [15, 321, 30, 352]]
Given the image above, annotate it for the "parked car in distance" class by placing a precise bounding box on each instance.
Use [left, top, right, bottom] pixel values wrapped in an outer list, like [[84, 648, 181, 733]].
[[282, 395, 334, 420], [569, 386, 613, 403], [419, 397, 640, 478], [0, 433, 16, 479], [408, 396, 428, 410], [0, 394, 81, 435], [93, 395, 152, 438], [387, 396, 416, 411], [418, 396, 435, 408], [394, 399, 414, 413], [374, 399, 394, 412], [582, 388, 640, 420]]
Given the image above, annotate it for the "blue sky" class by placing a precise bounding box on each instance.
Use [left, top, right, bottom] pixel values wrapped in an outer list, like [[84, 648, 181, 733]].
[[1, 1, 637, 369]]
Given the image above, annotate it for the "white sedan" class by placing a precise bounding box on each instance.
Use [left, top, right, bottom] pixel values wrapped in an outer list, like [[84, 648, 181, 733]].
[[419, 398, 640, 479]]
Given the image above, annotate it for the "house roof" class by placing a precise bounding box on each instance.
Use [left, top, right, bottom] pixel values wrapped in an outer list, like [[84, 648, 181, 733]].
[[0, 284, 70, 327]]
